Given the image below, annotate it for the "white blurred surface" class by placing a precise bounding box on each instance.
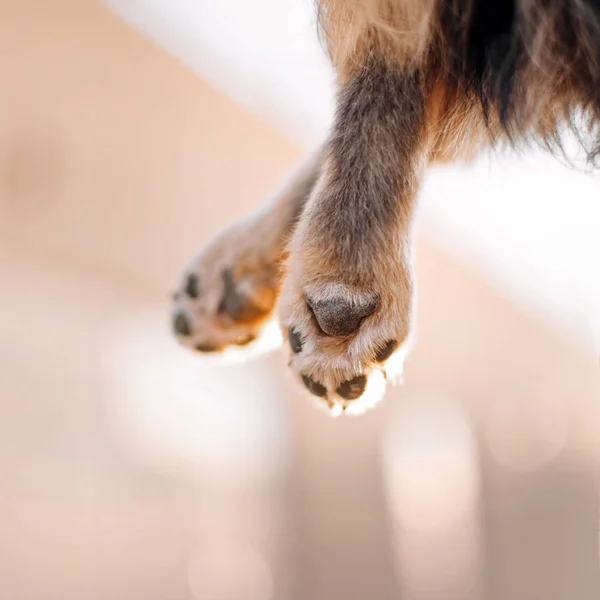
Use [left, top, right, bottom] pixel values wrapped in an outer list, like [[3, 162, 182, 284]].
[[106, 309, 291, 486]]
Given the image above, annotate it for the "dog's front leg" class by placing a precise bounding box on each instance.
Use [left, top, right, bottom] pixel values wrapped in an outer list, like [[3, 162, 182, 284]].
[[280, 53, 433, 415]]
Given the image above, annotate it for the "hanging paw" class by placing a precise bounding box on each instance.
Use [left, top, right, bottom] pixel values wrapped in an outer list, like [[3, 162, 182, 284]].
[[171, 216, 285, 360], [279, 233, 415, 416]]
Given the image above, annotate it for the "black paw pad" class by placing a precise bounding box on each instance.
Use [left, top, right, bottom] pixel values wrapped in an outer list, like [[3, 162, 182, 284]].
[[288, 328, 304, 354], [173, 312, 192, 336], [301, 374, 327, 398], [195, 342, 219, 353], [336, 375, 367, 400], [219, 269, 267, 323], [306, 295, 378, 337], [184, 273, 201, 299], [375, 339, 398, 362]]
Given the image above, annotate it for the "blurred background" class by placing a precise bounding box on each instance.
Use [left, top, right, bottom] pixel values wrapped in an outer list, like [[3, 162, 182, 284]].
[[1, 0, 600, 598]]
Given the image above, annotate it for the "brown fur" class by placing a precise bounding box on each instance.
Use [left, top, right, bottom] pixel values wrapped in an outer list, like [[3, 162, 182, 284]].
[[319, 0, 600, 157], [173, 0, 600, 415]]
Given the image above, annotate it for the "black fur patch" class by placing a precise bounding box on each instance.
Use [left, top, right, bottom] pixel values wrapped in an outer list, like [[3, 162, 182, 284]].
[[441, 0, 600, 156]]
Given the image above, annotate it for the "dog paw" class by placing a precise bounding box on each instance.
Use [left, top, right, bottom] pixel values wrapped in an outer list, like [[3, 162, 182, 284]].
[[171, 218, 284, 359], [279, 245, 415, 416]]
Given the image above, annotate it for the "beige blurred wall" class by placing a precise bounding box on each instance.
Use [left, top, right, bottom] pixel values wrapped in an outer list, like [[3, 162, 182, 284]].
[[0, 3, 304, 597], [0, 0, 302, 294]]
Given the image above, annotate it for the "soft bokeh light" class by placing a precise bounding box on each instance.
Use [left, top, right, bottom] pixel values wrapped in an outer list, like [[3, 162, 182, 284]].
[[393, 521, 481, 599], [482, 383, 569, 472], [188, 539, 274, 600], [382, 399, 482, 598], [105, 308, 291, 487], [382, 399, 480, 532]]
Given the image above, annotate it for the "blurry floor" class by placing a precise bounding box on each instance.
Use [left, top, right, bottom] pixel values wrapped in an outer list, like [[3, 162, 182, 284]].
[[0, 1, 599, 599]]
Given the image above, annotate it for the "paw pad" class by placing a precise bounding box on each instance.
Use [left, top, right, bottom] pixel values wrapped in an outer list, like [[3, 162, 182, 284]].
[[173, 312, 192, 336], [336, 375, 367, 400], [184, 273, 201, 299], [306, 295, 377, 336], [195, 342, 219, 353], [288, 328, 304, 354], [375, 339, 398, 362], [235, 334, 256, 346], [301, 374, 327, 398], [219, 269, 269, 323]]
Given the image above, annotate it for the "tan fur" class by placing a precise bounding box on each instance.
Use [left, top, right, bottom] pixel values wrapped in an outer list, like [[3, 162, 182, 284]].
[[171, 150, 321, 352], [317, 0, 437, 78]]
